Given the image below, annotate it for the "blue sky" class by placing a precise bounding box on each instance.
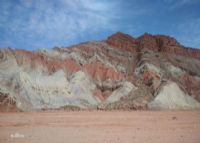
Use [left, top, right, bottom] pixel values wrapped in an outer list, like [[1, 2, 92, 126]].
[[0, 0, 200, 50]]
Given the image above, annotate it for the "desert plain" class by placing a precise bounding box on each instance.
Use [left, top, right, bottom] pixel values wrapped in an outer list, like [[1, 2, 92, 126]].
[[0, 111, 200, 143]]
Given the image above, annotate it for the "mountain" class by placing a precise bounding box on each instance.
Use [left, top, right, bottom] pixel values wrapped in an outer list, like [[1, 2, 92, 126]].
[[1, 32, 200, 111]]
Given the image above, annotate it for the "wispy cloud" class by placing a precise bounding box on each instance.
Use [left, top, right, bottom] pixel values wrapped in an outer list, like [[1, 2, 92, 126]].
[[164, 0, 199, 8], [0, 0, 198, 49], [0, 0, 119, 49], [177, 18, 200, 48]]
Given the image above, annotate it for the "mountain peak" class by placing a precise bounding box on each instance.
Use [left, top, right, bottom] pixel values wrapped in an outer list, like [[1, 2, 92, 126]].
[[106, 32, 137, 52], [108, 32, 135, 40]]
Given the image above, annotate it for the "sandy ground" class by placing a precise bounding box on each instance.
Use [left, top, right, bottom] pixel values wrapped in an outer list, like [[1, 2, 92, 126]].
[[0, 111, 200, 143]]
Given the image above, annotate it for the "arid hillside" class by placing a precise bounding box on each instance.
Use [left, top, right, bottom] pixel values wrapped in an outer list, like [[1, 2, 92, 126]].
[[1, 32, 200, 111]]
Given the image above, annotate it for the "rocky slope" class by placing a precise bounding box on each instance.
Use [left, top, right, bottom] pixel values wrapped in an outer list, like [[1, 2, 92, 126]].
[[1, 32, 200, 111]]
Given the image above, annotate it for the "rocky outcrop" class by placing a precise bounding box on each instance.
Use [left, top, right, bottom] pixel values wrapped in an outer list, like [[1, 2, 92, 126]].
[[107, 32, 200, 60], [137, 33, 159, 51], [0, 32, 200, 111], [83, 62, 124, 81], [148, 81, 200, 110], [0, 91, 18, 112], [178, 74, 200, 101]]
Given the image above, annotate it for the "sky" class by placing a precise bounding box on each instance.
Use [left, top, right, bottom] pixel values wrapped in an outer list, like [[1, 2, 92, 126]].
[[0, 0, 200, 50]]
